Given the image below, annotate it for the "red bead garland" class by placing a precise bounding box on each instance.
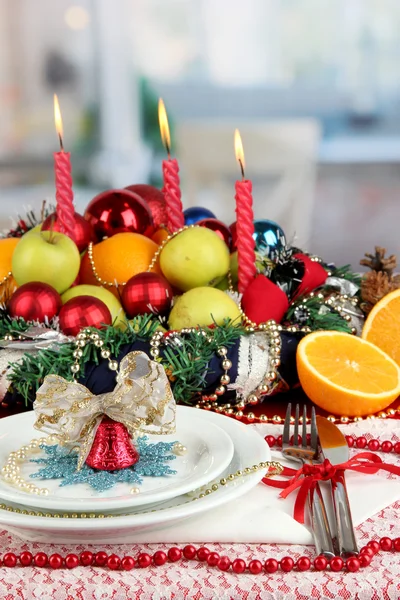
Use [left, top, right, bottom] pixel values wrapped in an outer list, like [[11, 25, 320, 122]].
[[0, 536, 396, 573], [265, 433, 400, 456]]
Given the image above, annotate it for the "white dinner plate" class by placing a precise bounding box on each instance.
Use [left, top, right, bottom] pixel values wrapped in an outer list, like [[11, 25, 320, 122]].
[[0, 409, 234, 511], [0, 407, 270, 543]]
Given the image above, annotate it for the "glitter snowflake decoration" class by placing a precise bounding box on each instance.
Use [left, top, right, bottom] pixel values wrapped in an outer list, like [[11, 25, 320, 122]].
[[29, 437, 178, 493]]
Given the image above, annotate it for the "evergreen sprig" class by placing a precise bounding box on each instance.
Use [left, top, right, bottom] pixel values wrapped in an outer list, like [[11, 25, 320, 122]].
[[285, 296, 352, 333], [162, 321, 244, 404], [7, 315, 161, 405]]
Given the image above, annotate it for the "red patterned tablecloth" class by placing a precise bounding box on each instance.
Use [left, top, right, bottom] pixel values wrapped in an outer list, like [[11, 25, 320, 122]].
[[0, 419, 398, 599]]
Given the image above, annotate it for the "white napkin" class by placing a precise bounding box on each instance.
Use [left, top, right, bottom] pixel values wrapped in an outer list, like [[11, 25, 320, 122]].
[[128, 450, 400, 545]]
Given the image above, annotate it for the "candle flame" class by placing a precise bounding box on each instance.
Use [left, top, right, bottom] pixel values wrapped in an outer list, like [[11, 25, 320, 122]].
[[234, 129, 245, 177], [158, 98, 171, 155], [53, 94, 64, 150]]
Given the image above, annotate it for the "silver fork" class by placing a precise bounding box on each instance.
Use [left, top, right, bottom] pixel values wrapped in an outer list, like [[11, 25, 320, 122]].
[[282, 403, 335, 558]]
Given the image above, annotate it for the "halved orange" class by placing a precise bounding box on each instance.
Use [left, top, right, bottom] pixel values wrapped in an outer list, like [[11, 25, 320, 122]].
[[297, 331, 400, 416], [362, 288, 400, 367]]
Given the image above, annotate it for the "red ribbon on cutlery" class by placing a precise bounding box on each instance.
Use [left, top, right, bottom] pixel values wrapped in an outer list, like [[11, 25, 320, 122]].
[[263, 452, 400, 523]]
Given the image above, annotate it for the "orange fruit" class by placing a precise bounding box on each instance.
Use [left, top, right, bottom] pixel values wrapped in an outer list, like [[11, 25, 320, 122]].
[[362, 288, 400, 366], [0, 238, 19, 302], [297, 331, 400, 416], [152, 227, 170, 245], [80, 232, 160, 292]]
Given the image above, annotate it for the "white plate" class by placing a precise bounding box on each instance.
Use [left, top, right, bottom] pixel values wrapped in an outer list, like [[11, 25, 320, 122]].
[[0, 409, 234, 511], [0, 407, 270, 543]]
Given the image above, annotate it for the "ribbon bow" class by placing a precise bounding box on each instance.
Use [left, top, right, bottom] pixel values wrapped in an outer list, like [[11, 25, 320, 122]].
[[33, 351, 176, 469], [264, 452, 400, 523]]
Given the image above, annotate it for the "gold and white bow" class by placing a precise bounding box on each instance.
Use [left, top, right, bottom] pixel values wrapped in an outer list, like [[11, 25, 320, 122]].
[[33, 351, 176, 469]]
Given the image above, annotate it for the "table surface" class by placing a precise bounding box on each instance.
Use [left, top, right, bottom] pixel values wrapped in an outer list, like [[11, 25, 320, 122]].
[[0, 411, 398, 599]]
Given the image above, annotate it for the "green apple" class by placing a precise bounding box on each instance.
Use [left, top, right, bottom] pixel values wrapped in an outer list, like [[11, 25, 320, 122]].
[[62, 284, 126, 329], [160, 227, 230, 291], [230, 251, 238, 285], [12, 230, 80, 294], [215, 252, 239, 290], [168, 287, 241, 329]]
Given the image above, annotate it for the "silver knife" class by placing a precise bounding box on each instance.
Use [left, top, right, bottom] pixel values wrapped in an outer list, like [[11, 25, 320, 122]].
[[316, 415, 358, 557]]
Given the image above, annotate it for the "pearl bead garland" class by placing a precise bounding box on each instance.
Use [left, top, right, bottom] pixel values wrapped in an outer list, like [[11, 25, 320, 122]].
[[0, 436, 60, 496]]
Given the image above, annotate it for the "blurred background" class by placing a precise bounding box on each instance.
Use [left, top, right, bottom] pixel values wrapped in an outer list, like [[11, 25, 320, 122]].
[[0, 0, 400, 268]]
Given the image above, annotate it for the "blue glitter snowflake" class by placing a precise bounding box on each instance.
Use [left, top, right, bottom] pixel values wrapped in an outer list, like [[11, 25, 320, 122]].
[[29, 437, 178, 493]]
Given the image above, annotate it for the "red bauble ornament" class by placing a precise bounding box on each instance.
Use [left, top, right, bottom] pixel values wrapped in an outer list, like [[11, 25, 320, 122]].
[[42, 212, 94, 253], [84, 189, 154, 242], [85, 417, 139, 470], [229, 222, 238, 251], [241, 274, 289, 325], [125, 184, 168, 229], [197, 218, 232, 248], [59, 296, 112, 336], [122, 272, 173, 318], [8, 282, 62, 322]]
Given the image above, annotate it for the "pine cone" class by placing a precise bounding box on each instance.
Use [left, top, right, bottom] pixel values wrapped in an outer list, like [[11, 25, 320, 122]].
[[360, 246, 397, 276], [361, 271, 400, 314]]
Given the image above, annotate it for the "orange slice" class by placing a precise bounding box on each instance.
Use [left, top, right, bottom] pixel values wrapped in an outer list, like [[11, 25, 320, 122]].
[[297, 331, 400, 416], [362, 288, 400, 367]]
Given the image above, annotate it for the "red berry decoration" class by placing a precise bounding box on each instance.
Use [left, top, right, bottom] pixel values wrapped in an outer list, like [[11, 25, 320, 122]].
[[137, 553, 152, 568], [168, 547, 182, 562], [8, 282, 62, 322], [3, 552, 17, 567], [381, 441, 393, 453], [330, 556, 344, 572], [218, 556, 231, 572], [297, 556, 311, 571], [248, 559, 262, 574], [59, 296, 112, 336], [121, 272, 173, 318], [107, 554, 121, 570], [380, 537, 393, 551], [280, 556, 294, 572], [183, 545, 196, 559], [34, 552, 48, 567], [264, 558, 279, 573], [84, 189, 154, 242], [207, 552, 220, 567], [197, 218, 232, 248], [232, 558, 246, 574], [314, 555, 328, 571], [80, 550, 94, 566], [19, 551, 33, 566], [197, 547, 210, 561], [368, 439, 380, 451], [42, 211, 94, 253], [125, 184, 168, 229], [368, 540, 381, 554], [359, 553, 372, 567], [346, 557, 360, 572], [153, 551, 167, 566], [121, 556, 135, 570], [49, 553, 63, 569], [94, 551, 108, 566], [65, 554, 79, 569]]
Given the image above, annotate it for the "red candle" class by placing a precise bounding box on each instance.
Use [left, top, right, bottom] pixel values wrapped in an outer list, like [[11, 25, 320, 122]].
[[53, 95, 76, 242], [234, 129, 256, 294], [158, 99, 184, 233]]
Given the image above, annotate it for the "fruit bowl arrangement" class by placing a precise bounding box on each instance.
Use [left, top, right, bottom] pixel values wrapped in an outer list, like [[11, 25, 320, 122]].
[[1, 183, 400, 425]]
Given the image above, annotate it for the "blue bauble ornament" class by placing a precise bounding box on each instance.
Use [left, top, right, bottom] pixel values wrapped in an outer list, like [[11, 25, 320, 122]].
[[184, 207, 216, 225], [253, 220, 286, 258]]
